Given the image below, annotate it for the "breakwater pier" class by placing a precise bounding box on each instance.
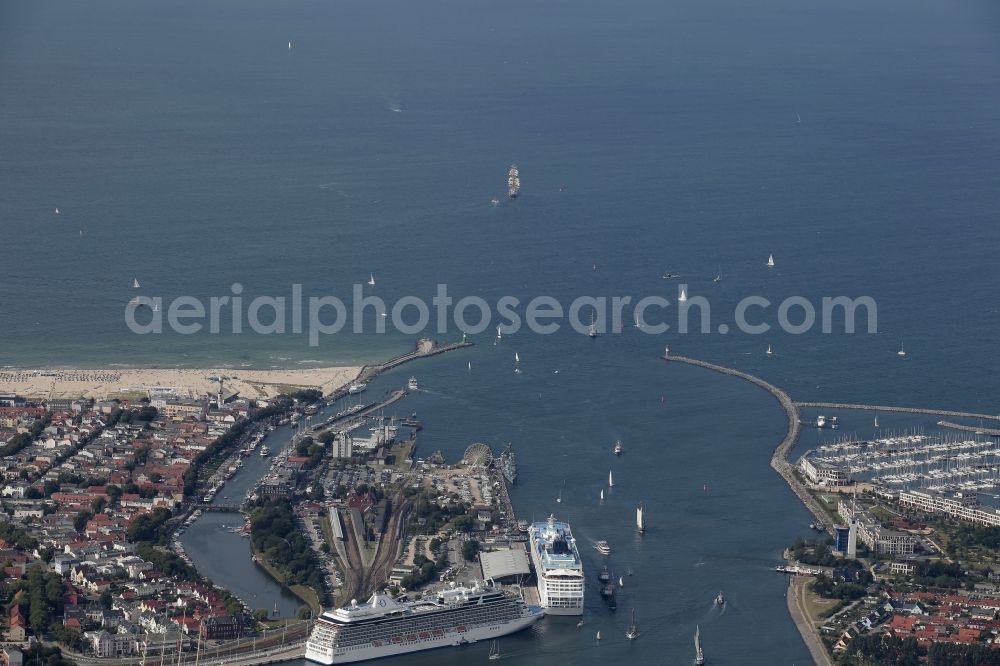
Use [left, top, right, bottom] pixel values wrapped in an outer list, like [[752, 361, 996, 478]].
[[794, 401, 1000, 422], [662, 355, 832, 531], [324, 337, 472, 404]]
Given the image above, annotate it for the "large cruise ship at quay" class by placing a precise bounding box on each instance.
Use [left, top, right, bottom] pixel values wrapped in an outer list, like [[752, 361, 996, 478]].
[[304, 581, 544, 664], [528, 515, 584, 615]]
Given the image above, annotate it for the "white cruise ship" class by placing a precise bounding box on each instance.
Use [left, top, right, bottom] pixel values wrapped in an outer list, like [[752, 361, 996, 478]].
[[304, 581, 543, 664], [528, 515, 584, 615]]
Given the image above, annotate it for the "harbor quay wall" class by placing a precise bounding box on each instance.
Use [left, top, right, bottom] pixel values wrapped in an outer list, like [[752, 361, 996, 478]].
[[664, 355, 834, 534]]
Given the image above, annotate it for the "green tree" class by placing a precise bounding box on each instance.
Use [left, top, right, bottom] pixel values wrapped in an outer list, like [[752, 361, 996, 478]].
[[461, 540, 480, 562]]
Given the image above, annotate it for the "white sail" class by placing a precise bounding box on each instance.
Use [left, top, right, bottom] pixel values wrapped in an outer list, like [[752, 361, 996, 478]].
[[678, 287, 688, 303], [608, 470, 614, 487], [54, 207, 60, 214], [507, 164, 521, 198], [619, 576, 624, 588], [596, 631, 601, 640], [514, 352, 520, 364], [766, 344, 772, 355], [288, 41, 292, 50], [600, 489, 604, 501], [767, 254, 775, 267], [367, 273, 375, 286], [636, 504, 644, 533]]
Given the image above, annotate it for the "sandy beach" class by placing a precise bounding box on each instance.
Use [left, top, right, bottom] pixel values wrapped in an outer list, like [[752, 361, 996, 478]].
[[0, 366, 362, 401]]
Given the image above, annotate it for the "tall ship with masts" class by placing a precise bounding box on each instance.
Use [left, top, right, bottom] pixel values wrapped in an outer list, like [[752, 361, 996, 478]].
[[507, 164, 520, 198], [304, 582, 543, 664]]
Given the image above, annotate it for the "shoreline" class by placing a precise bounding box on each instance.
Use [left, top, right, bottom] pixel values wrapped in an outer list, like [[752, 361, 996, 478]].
[[0, 366, 363, 401]]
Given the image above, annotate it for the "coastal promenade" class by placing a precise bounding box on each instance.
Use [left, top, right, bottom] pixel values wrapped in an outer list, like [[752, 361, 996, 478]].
[[787, 577, 834, 666]]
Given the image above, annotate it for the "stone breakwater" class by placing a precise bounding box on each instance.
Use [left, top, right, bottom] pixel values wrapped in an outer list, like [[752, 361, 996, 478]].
[[664, 355, 834, 533]]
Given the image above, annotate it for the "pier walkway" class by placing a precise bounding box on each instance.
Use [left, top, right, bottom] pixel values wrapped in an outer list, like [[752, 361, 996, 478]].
[[324, 337, 472, 404], [794, 401, 1000, 422]]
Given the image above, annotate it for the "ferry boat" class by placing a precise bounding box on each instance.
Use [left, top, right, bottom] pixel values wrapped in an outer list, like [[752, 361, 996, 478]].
[[527, 515, 584, 615], [260, 445, 271, 458], [594, 540, 611, 556], [348, 382, 367, 395], [613, 440, 623, 456], [499, 444, 517, 485], [507, 164, 520, 199], [304, 581, 542, 664], [407, 377, 419, 391]]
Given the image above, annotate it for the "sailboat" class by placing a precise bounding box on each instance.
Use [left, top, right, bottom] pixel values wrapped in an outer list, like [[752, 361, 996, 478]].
[[897, 341, 907, 357], [633, 311, 641, 329], [874, 410, 879, 428], [288, 41, 293, 50], [596, 631, 601, 641], [766, 344, 773, 356], [468, 361, 472, 372], [694, 625, 705, 665], [599, 488, 604, 502], [488, 640, 501, 661], [608, 469, 614, 488], [133, 278, 140, 289], [619, 576, 624, 588], [496, 325, 502, 341], [367, 273, 376, 286], [507, 164, 520, 199], [625, 609, 639, 640], [514, 352, 520, 364], [713, 270, 721, 283], [636, 504, 645, 534], [767, 254, 775, 268], [588, 311, 599, 338], [152, 301, 159, 313], [556, 480, 565, 504], [54, 207, 60, 214], [678, 287, 688, 303]]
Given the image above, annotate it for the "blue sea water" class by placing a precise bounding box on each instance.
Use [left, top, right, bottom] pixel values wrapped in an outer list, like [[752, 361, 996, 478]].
[[3, 0, 1000, 663]]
